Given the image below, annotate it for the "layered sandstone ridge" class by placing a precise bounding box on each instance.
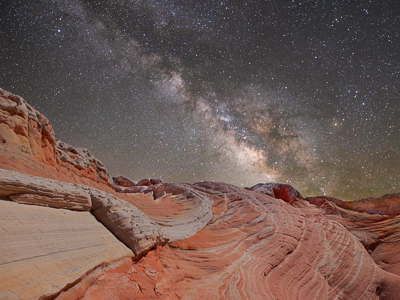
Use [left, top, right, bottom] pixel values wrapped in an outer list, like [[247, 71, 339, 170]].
[[0, 169, 91, 210], [0, 169, 214, 299], [307, 193, 400, 217]]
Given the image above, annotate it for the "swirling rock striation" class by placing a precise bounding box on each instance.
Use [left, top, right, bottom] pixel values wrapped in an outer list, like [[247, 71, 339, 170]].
[[307, 193, 400, 217], [0, 169, 213, 299], [112, 179, 214, 243], [59, 182, 400, 300], [304, 194, 400, 277]]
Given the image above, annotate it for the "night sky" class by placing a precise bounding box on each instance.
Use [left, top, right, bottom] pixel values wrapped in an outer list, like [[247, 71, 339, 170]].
[[2, 0, 399, 200]]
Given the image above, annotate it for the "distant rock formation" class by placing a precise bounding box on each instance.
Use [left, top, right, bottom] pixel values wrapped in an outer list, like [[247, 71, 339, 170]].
[[113, 175, 137, 187], [307, 193, 400, 217], [246, 182, 302, 203], [1, 88, 400, 300]]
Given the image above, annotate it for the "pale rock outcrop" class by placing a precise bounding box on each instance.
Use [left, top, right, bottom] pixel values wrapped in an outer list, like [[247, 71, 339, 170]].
[[0, 168, 91, 211], [57, 140, 113, 185], [90, 188, 167, 257], [0, 200, 133, 300], [0, 88, 56, 166]]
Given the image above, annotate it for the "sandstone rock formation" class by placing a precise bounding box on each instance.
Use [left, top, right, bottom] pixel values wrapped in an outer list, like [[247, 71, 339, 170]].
[[0, 169, 91, 210], [0, 88, 113, 190], [90, 188, 167, 257], [120, 182, 213, 242], [1, 88, 400, 300], [246, 182, 302, 203], [304, 195, 400, 277], [0, 168, 213, 299], [0, 168, 212, 257], [58, 181, 400, 300], [307, 193, 400, 217]]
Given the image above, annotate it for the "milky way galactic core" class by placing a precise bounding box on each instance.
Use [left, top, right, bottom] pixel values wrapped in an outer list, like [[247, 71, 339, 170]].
[[2, 0, 399, 199]]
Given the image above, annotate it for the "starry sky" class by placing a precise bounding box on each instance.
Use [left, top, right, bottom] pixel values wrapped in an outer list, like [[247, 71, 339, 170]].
[[1, 0, 399, 200]]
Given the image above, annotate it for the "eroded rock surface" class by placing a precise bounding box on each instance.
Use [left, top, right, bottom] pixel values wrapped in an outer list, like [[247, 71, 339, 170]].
[[0, 169, 211, 259], [246, 182, 302, 203], [59, 182, 400, 300], [122, 182, 213, 242], [0, 201, 133, 300], [307, 193, 400, 217], [0, 88, 113, 190], [0, 168, 91, 210], [90, 188, 167, 257], [304, 194, 400, 277]]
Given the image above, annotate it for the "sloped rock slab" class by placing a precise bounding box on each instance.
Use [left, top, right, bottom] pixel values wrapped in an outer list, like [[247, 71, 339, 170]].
[[0, 201, 133, 300]]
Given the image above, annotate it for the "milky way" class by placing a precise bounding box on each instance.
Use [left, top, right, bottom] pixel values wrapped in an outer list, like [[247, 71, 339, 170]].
[[2, 0, 399, 199]]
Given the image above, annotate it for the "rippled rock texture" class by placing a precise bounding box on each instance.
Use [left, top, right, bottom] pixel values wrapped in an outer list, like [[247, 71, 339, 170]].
[[1, 88, 400, 300], [60, 182, 400, 300]]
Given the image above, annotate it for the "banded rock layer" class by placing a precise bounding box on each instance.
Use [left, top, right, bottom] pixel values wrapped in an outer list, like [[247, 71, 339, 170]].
[[59, 182, 400, 300], [0, 169, 213, 299]]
